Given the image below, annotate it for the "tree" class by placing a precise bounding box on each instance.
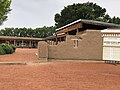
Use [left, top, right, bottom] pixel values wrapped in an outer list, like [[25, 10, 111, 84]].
[[0, 0, 11, 25], [55, 2, 107, 28], [102, 14, 112, 23], [111, 16, 120, 24], [0, 26, 56, 38], [54, 2, 120, 28]]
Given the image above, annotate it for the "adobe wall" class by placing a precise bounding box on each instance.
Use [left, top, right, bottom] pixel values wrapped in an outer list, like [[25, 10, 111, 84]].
[[38, 30, 103, 61], [38, 41, 48, 62], [49, 30, 102, 60]]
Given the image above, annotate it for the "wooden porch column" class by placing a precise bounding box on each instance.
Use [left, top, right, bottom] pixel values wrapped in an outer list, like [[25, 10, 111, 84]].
[[64, 36, 66, 41], [52, 39, 53, 45], [56, 37, 58, 45], [59, 37, 61, 43], [6, 40, 10, 44], [76, 28, 79, 34], [50, 39, 52, 45], [21, 40, 24, 48], [36, 42, 38, 47], [48, 40, 50, 44], [46, 40, 48, 44], [29, 41, 32, 48], [14, 40, 16, 46], [8, 41, 10, 44]]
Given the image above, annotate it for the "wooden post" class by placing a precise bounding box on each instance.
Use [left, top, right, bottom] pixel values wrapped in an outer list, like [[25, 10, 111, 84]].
[[56, 37, 58, 45], [14, 40, 16, 46], [29, 41, 32, 48], [59, 37, 61, 43], [64, 36, 66, 41], [76, 29, 79, 35], [50, 39, 52, 45], [7, 41, 10, 44], [21, 40, 24, 48]]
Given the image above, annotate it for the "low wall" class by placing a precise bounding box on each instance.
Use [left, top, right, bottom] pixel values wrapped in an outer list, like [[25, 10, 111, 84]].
[[38, 30, 103, 62], [38, 41, 48, 62]]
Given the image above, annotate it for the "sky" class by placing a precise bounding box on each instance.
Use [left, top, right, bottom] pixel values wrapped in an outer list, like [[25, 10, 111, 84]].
[[0, 0, 120, 29]]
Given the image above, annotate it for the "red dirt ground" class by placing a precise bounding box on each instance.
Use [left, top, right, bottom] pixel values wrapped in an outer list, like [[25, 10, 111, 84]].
[[0, 48, 120, 90], [0, 48, 37, 62], [0, 63, 119, 90]]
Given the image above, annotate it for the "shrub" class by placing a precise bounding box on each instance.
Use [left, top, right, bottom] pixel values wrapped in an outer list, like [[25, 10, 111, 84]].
[[10, 44, 16, 52], [0, 45, 6, 55], [1, 44, 14, 54], [0, 44, 16, 55]]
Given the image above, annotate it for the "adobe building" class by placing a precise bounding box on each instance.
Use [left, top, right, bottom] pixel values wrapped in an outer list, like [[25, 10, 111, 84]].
[[38, 19, 120, 62], [0, 36, 42, 48]]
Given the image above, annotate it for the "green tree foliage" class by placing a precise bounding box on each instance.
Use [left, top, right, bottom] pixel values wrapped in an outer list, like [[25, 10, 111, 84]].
[[0, 26, 56, 38], [54, 2, 120, 28], [111, 16, 120, 24], [0, 0, 11, 25], [55, 2, 106, 28]]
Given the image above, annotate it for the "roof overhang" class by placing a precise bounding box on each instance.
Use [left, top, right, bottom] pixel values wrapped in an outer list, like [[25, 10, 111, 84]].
[[0, 36, 43, 41], [56, 19, 120, 34]]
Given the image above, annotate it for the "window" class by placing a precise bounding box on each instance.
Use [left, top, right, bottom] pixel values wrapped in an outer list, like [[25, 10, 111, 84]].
[[73, 40, 78, 48]]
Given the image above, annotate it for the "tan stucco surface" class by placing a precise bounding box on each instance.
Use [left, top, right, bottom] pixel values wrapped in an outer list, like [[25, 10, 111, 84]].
[[38, 30, 102, 61]]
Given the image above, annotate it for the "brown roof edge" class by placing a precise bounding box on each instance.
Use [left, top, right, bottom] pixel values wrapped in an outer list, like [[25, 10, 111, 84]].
[[0, 36, 43, 41], [56, 19, 120, 32]]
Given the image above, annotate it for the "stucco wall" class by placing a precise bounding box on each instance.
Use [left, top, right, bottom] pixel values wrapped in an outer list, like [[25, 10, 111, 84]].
[[38, 30, 103, 61], [48, 30, 102, 60], [38, 41, 48, 62]]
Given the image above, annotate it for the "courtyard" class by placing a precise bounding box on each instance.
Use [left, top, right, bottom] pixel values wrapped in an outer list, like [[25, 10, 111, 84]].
[[0, 48, 120, 90], [0, 48, 37, 62]]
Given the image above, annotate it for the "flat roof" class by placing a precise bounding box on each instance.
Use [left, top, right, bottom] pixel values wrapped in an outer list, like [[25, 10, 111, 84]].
[[56, 19, 120, 31], [0, 36, 43, 41]]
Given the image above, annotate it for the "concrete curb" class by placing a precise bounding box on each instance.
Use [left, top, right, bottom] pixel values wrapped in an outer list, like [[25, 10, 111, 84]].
[[48, 59, 105, 63], [0, 62, 27, 65]]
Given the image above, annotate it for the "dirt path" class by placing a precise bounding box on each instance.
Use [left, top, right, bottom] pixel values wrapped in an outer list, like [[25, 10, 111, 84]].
[[0, 62, 119, 90], [0, 48, 37, 62]]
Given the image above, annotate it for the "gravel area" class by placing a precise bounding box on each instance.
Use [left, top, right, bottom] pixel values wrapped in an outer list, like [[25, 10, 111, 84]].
[[0, 48, 37, 62], [0, 62, 119, 90]]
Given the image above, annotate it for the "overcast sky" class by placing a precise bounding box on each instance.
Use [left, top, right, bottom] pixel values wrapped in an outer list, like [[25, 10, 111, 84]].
[[0, 0, 120, 29]]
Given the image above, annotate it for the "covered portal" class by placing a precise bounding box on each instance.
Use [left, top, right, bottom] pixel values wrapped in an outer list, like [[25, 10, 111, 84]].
[[0, 36, 42, 48]]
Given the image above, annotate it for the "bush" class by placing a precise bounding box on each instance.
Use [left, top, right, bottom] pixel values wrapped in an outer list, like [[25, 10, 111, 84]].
[[0, 45, 6, 55], [9, 44, 16, 52], [1, 44, 13, 54], [0, 44, 16, 55]]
